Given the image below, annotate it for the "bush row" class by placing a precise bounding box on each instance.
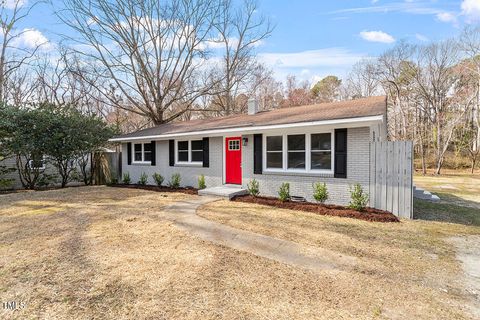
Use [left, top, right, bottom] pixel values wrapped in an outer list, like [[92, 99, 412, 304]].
[[247, 179, 369, 211], [119, 172, 207, 190]]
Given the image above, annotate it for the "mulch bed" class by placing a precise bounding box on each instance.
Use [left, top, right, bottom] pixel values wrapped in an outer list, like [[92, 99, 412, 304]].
[[232, 195, 399, 223], [109, 184, 198, 195]]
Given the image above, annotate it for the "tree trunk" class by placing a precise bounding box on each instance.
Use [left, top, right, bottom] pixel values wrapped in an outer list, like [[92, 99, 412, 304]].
[[420, 141, 427, 175], [435, 114, 442, 175]]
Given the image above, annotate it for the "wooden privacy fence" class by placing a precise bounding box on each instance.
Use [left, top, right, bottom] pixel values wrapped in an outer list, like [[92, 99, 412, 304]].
[[369, 141, 413, 219], [92, 151, 121, 185]]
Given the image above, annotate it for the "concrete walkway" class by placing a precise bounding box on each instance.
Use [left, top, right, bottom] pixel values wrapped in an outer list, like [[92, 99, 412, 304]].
[[163, 197, 356, 273]]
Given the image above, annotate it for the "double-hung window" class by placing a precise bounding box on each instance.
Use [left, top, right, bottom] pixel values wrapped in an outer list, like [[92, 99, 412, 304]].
[[177, 141, 189, 162], [191, 140, 204, 162], [176, 140, 203, 164], [29, 153, 45, 170], [264, 131, 333, 173], [311, 133, 332, 170], [287, 135, 305, 170], [266, 136, 283, 169], [133, 143, 152, 163]]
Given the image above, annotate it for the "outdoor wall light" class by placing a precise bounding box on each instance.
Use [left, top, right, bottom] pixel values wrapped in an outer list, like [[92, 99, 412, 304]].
[[242, 137, 248, 146]]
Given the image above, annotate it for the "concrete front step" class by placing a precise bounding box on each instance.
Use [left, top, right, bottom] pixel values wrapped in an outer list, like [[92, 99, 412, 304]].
[[413, 185, 440, 202], [198, 185, 248, 199]]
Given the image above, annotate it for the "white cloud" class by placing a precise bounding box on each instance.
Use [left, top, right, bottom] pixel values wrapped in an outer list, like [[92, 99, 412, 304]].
[[203, 37, 264, 50], [415, 33, 429, 42], [461, 0, 480, 23], [259, 48, 367, 82], [300, 69, 311, 76], [2, 0, 27, 10], [436, 12, 457, 23], [331, 2, 443, 16], [359, 30, 395, 43], [259, 48, 365, 69], [12, 28, 51, 50]]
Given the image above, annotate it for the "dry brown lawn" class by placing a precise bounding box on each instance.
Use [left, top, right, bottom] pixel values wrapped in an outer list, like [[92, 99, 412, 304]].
[[198, 200, 480, 320], [0, 185, 478, 319]]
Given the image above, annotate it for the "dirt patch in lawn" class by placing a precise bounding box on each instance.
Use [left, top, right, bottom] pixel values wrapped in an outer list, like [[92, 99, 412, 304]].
[[109, 183, 198, 195], [232, 195, 399, 223]]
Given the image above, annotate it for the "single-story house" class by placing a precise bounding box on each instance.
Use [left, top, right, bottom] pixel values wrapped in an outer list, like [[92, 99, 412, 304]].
[[110, 96, 387, 205]]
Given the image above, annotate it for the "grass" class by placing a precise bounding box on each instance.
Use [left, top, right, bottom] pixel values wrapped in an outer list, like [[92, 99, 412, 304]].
[[198, 172, 480, 320], [1, 183, 479, 319], [414, 172, 480, 225], [198, 199, 479, 319]]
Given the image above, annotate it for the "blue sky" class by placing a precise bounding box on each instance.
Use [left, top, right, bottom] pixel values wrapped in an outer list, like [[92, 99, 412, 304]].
[[12, 0, 480, 83]]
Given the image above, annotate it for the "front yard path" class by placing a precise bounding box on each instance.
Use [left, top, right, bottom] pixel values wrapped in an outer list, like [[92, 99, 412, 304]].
[[163, 197, 356, 272]]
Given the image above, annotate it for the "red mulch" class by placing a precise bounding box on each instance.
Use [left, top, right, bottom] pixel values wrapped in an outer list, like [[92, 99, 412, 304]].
[[109, 184, 199, 195], [232, 195, 399, 223]]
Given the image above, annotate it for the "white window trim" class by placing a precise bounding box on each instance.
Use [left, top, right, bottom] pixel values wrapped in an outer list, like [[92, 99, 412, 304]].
[[263, 130, 334, 174], [28, 155, 46, 170], [132, 143, 152, 164], [175, 139, 203, 166]]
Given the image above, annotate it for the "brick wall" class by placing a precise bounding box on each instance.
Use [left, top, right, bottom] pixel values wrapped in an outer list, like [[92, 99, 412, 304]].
[[122, 137, 224, 188], [242, 127, 371, 205], [121, 127, 371, 206]]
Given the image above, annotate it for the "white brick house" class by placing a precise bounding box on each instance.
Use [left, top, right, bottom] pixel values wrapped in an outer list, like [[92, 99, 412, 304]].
[[110, 97, 387, 205]]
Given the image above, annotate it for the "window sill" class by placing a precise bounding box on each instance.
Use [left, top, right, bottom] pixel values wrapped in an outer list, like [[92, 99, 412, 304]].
[[262, 169, 334, 178], [175, 162, 203, 167], [131, 162, 152, 166]]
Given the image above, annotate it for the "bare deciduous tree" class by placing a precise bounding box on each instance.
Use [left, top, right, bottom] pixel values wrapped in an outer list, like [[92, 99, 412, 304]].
[[59, 0, 228, 125], [0, 0, 44, 104], [459, 26, 480, 163], [343, 59, 381, 99], [209, 0, 272, 115], [377, 41, 416, 140], [281, 75, 313, 107], [413, 40, 465, 175]]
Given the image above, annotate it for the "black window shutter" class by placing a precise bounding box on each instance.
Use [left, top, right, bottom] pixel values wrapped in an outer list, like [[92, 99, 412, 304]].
[[150, 141, 156, 166], [334, 129, 347, 178], [253, 134, 263, 174], [169, 140, 175, 166], [202, 137, 209, 167], [127, 142, 132, 165]]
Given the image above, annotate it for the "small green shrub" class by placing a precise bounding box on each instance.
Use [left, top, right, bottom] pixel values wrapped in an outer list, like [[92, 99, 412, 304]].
[[168, 173, 181, 188], [122, 172, 131, 184], [109, 176, 118, 185], [198, 174, 206, 189], [152, 173, 164, 186], [247, 179, 260, 197], [69, 168, 81, 182], [348, 183, 369, 211], [37, 173, 58, 188], [278, 182, 290, 202], [138, 172, 148, 185], [313, 182, 329, 203]]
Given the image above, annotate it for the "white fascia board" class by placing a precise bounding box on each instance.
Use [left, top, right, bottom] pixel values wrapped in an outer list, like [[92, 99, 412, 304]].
[[109, 115, 384, 142]]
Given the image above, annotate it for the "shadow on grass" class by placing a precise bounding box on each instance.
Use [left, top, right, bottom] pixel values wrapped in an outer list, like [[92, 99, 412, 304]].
[[414, 195, 480, 227]]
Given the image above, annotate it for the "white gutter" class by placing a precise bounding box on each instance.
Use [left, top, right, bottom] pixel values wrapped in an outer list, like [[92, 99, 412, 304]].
[[109, 115, 384, 142]]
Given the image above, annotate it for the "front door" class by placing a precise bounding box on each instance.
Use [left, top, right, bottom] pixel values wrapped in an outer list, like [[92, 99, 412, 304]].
[[225, 137, 242, 184]]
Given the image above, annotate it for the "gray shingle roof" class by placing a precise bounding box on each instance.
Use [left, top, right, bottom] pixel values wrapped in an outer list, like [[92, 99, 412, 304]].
[[112, 96, 386, 140]]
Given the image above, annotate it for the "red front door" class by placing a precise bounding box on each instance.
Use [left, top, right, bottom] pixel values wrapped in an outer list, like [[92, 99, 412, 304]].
[[226, 137, 242, 184]]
